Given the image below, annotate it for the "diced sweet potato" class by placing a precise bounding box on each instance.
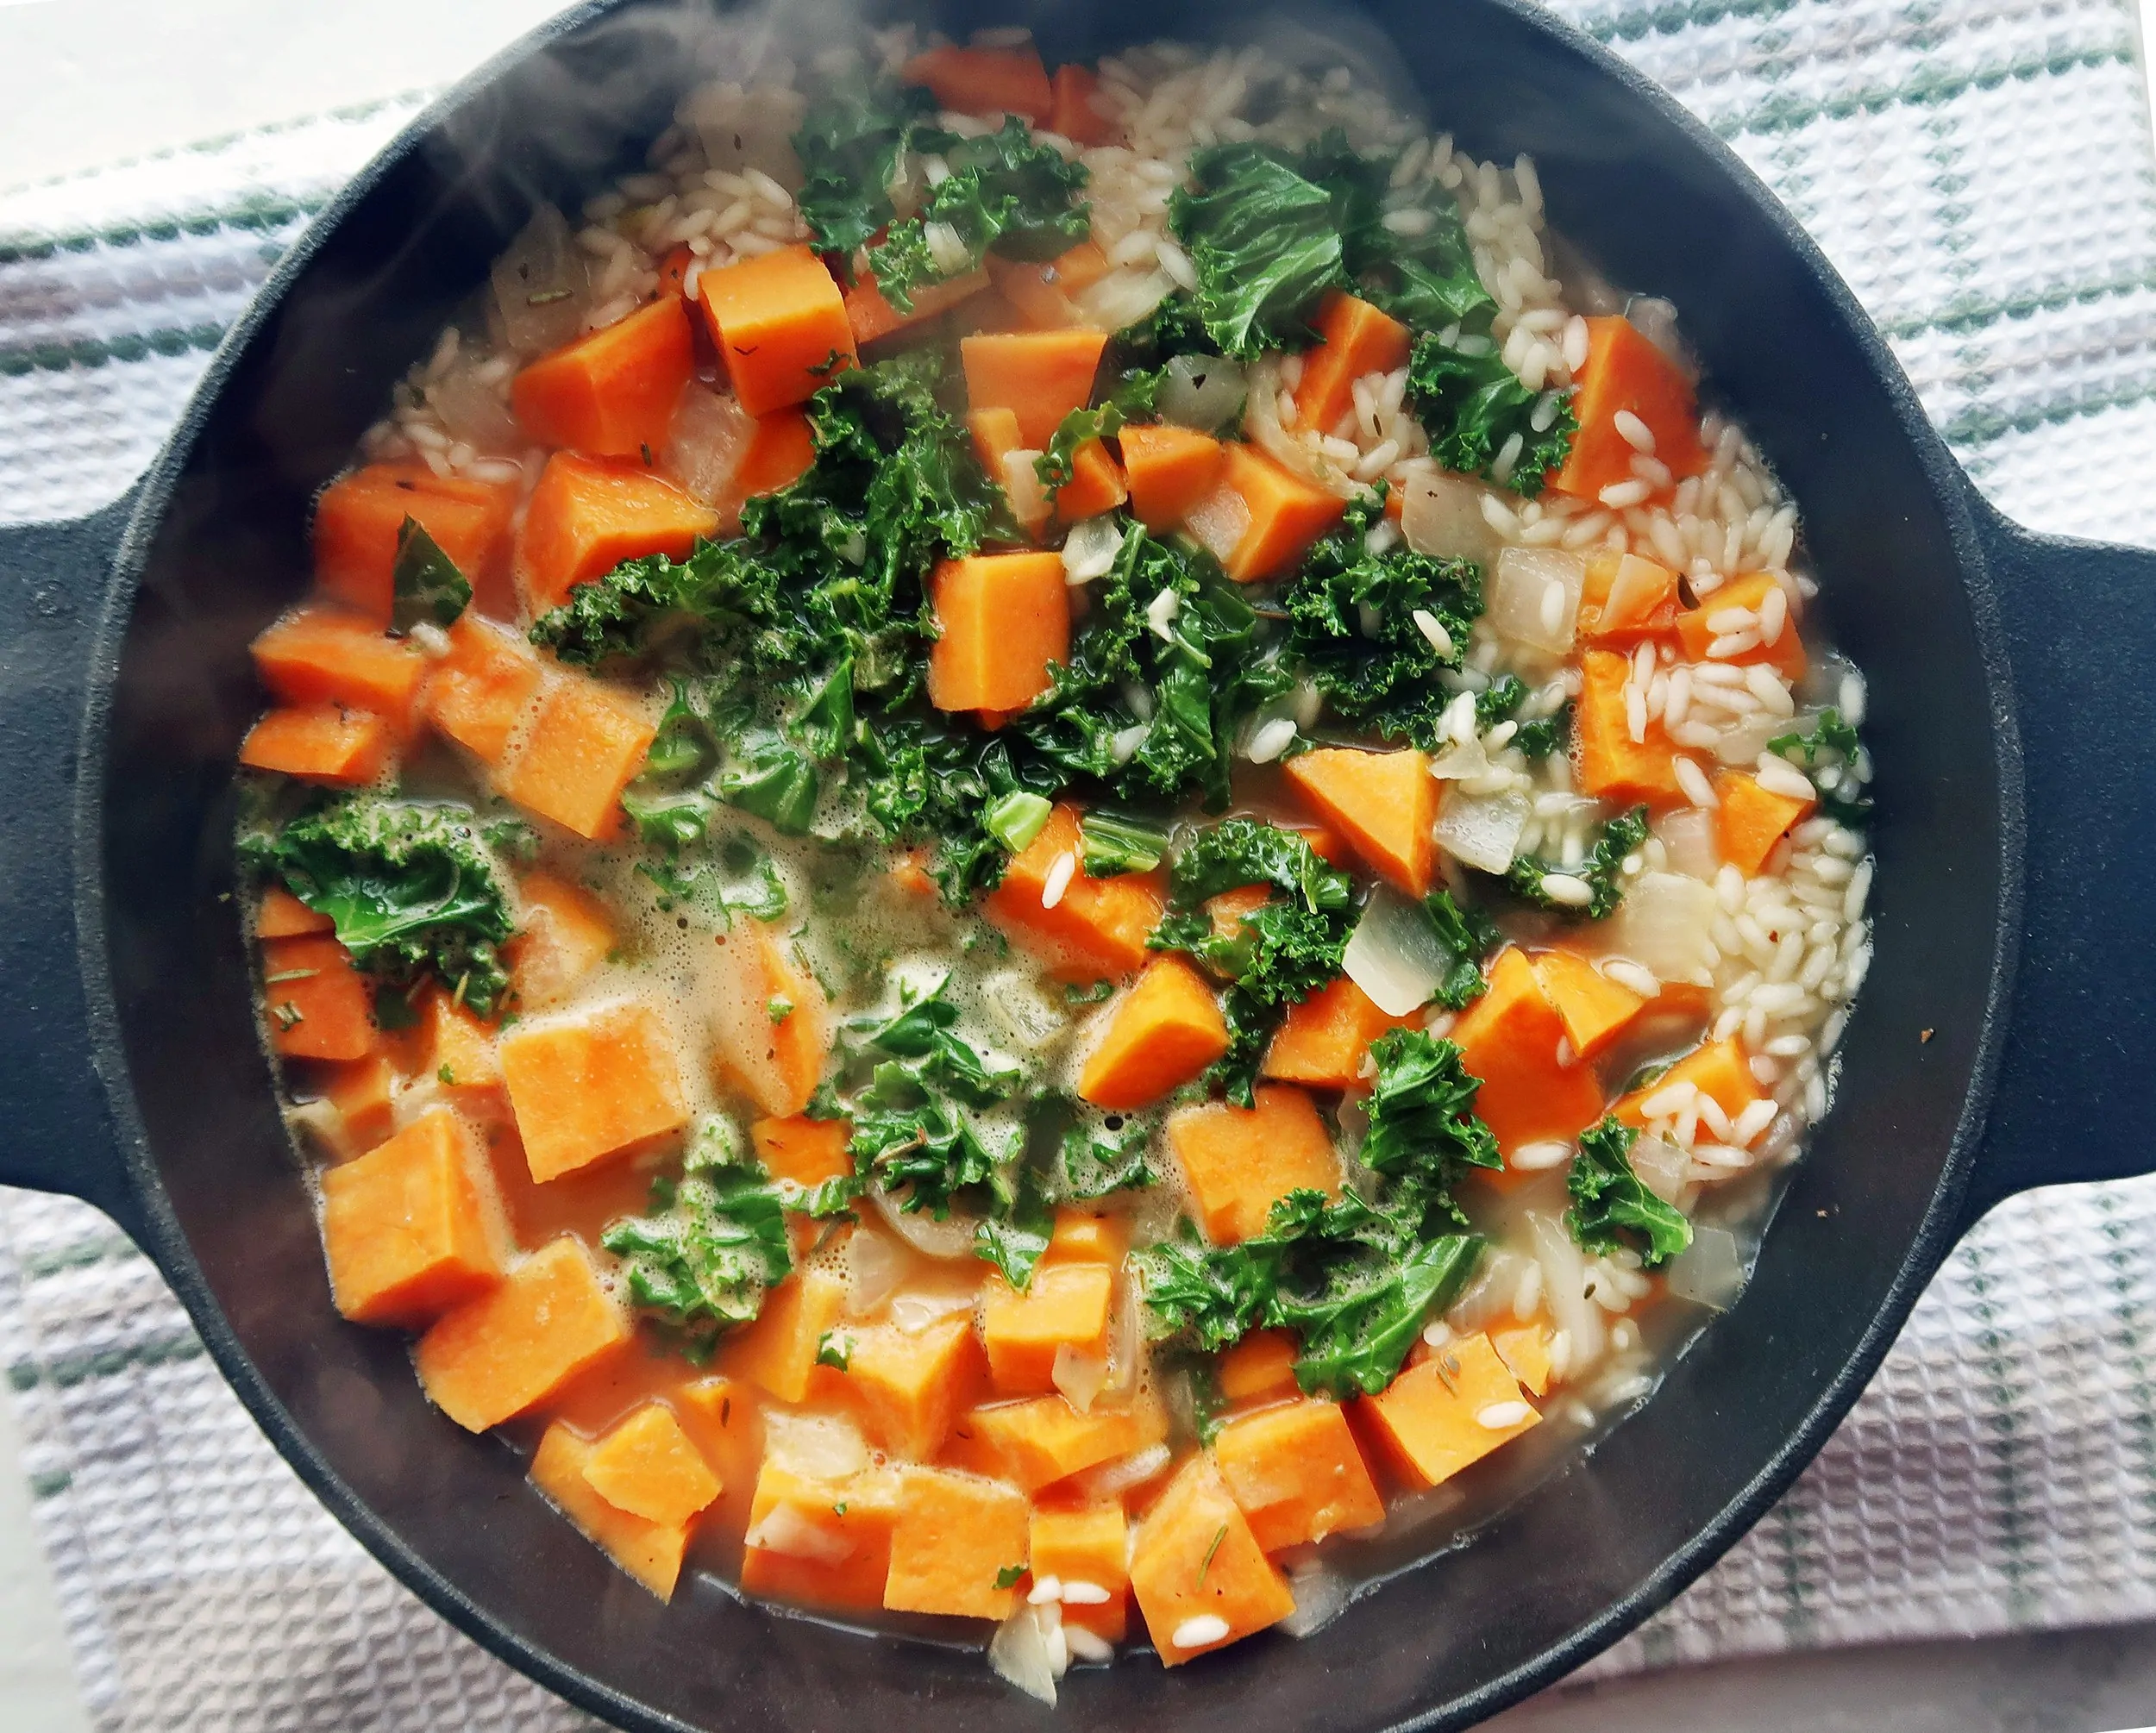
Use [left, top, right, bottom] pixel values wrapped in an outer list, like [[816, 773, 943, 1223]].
[[531, 1421, 691, 1599], [1528, 948, 1647, 1063], [1043, 1206, 1129, 1268], [1217, 1329, 1299, 1405], [711, 921, 831, 1118], [902, 42, 1053, 122], [319, 1052, 398, 1152], [1579, 552, 1680, 647], [1292, 292, 1411, 437], [1576, 648, 1685, 806], [511, 295, 694, 458], [984, 241, 1110, 330], [1167, 1085, 1338, 1244], [981, 802, 1163, 982], [495, 671, 657, 842], [1051, 438, 1127, 524], [843, 261, 991, 347], [925, 551, 1070, 716], [1214, 1398, 1384, 1552], [262, 934, 377, 1062], [423, 612, 543, 767], [1128, 1454, 1294, 1663], [320, 1106, 500, 1327], [580, 1401, 722, 1527], [313, 464, 517, 624], [1361, 1331, 1539, 1488], [1675, 569, 1808, 681], [1076, 956, 1230, 1110], [1262, 975, 1417, 1090], [697, 243, 858, 417], [1283, 746, 1436, 896], [514, 451, 721, 615], [981, 1262, 1113, 1394], [506, 871, 616, 1005], [957, 1395, 1165, 1492], [1029, 1501, 1129, 1639], [1491, 1323, 1556, 1397], [1548, 316, 1707, 503], [240, 704, 394, 785], [741, 1457, 900, 1611], [1044, 63, 1113, 146], [1450, 948, 1604, 1160], [417, 1237, 630, 1432], [961, 329, 1106, 447], [1210, 442, 1347, 584], [1614, 1035, 1763, 1127], [750, 1115, 853, 1188], [1715, 769, 1814, 875], [883, 1466, 1031, 1620], [499, 1000, 689, 1182], [721, 1266, 848, 1404], [843, 1317, 977, 1461], [968, 406, 1048, 539], [252, 604, 425, 731], [420, 989, 504, 1098], [1119, 422, 1225, 532], [258, 885, 333, 938]]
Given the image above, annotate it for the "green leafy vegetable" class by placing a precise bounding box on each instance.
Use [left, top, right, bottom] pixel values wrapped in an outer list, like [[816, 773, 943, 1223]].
[[1034, 366, 1163, 497], [1506, 804, 1650, 920], [1407, 327, 1576, 497], [985, 790, 1052, 853], [1059, 1107, 1156, 1197], [1565, 1115, 1692, 1268], [817, 1329, 856, 1371], [390, 516, 472, 633], [1476, 673, 1569, 759], [1079, 808, 1169, 876], [241, 795, 514, 1016], [1168, 143, 1344, 359], [1423, 886, 1504, 1010], [601, 1147, 793, 1355], [974, 1161, 1053, 1290], [1359, 1029, 1503, 1204], [794, 80, 940, 260], [1769, 708, 1872, 827]]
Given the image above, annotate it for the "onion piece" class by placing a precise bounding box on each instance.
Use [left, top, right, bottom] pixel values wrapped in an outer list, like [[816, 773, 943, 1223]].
[[1001, 449, 1049, 529], [868, 1186, 980, 1259], [1159, 353, 1248, 434], [1062, 515, 1126, 585], [426, 369, 523, 454], [1184, 482, 1250, 565], [491, 203, 589, 356], [1342, 885, 1449, 1017], [1052, 1344, 1109, 1414], [844, 1228, 907, 1317], [1434, 786, 1529, 874], [761, 1411, 870, 1480], [1653, 808, 1720, 881], [666, 385, 756, 506], [1399, 460, 1505, 566], [1487, 547, 1586, 654], [989, 1604, 1061, 1705], [1072, 267, 1173, 333], [1665, 1224, 1747, 1311], [743, 1502, 855, 1564], [1280, 1561, 1355, 1638], [1530, 1210, 1607, 1373], [1630, 1133, 1689, 1204], [1608, 871, 1717, 982]]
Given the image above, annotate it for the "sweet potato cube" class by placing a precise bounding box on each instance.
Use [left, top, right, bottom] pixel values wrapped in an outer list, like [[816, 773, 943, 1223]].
[[1451, 948, 1605, 1160], [843, 1317, 976, 1461], [499, 1001, 689, 1182], [961, 329, 1107, 447], [417, 1237, 630, 1431], [1051, 438, 1127, 524], [420, 989, 503, 1097], [750, 1115, 853, 1188], [1030, 1502, 1130, 1640], [1529, 949, 1647, 1063], [1044, 62, 1113, 145], [721, 1266, 848, 1404], [1218, 1329, 1300, 1405], [1292, 292, 1412, 437], [903, 41, 1054, 122], [1578, 551, 1680, 647], [711, 921, 832, 1118], [1212, 442, 1347, 584], [959, 1395, 1166, 1492], [1549, 315, 1708, 503], [320, 1106, 499, 1327], [262, 934, 377, 1062], [507, 871, 616, 1005], [319, 1052, 398, 1153], [1576, 648, 1685, 806], [985, 241, 1109, 331], [883, 1466, 1031, 1620], [1213, 1398, 1383, 1552], [513, 450, 722, 615], [1044, 1206, 1129, 1267], [313, 463, 517, 625], [925, 552, 1070, 716], [1491, 1323, 1556, 1397], [982, 803, 1163, 982], [981, 1262, 1113, 1394], [1262, 975, 1417, 1090], [496, 671, 657, 842], [511, 294, 694, 459], [1077, 955, 1230, 1110], [258, 885, 333, 938], [1119, 422, 1225, 531], [252, 604, 425, 730], [741, 1458, 901, 1611], [698, 243, 858, 417], [240, 704, 394, 785], [1167, 1085, 1338, 1244], [530, 1421, 690, 1599], [1128, 1454, 1294, 1663], [1284, 746, 1436, 896], [423, 612, 544, 767], [843, 261, 991, 347], [1362, 1331, 1540, 1488], [1675, 570, 1807, 681], [581, 1401, 722, 1527], [1715, 769, 1815, 875], [1614, 1035, 1763, 1127]]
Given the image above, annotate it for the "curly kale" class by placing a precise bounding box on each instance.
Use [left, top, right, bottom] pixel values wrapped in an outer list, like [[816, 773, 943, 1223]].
[[1167, 142, 1346, 359], [1565, 1115, 1692, 1269], [1476, 673, 1570, 759], [1423, 885, 1506, 1010], [1506, 804, 1651, 920], [242, 795, 514, 1017], [1359, 1029, 1503, 1205], [1769, 707, 1873, 828], [794, 79, 941, 260], [1407, 326, 1577, 497]]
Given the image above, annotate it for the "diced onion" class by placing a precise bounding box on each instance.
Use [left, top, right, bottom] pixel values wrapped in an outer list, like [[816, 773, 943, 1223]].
[[1159, 353, 1248, 434], [1653, 808, 1721, 881], [868, 1186, 979, 1259], [1433, 786, 1529, 874], [491, 204, 589, 356], [1608, 871, 1718, 981], [1342, 886, 1449, 1017], [988, 1604, 1061, 1706], [844, 1228, 907, 1317], [1399, 460, 1505, 566], [1184, 482, 1250, 564], [1630, 1133, 1689, 1203], [1071, 266, 1173, 332], [1062, 515, 1126, 584], [426, 370, 523, 454], [761, 1411, 869, 1480], [1052, 1344, 1109, 1414], [743, 1503, 854, 1564], [1487, 547, 1586, 654], [1665, 1224, 1747, 1311], [1530, 1211, 1606, 1372], [1001, 449, 1049, 527], [1280, 1562, 1354, 1638], [666, 386, 756, 506]]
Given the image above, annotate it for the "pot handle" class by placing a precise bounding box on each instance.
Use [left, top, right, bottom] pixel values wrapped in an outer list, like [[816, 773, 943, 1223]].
[[1959, 491, 2156, 1223], [0, 491, 154, 1248]]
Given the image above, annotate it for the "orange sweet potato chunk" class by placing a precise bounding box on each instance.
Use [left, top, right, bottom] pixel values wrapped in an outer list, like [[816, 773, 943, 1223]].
[[1284, 746, 1436, 896], [1614, 1035, 1763, 1127], [499, 1001, 689, 1182], [1217, 1329, 1300, 1405], [1491, 1323, 1556, 1398], [961, 329, 1107, 447], [903, 42, 1054, 122], [843, 1317, 977, 1461], [982, 802, 1163, 983], [262, 934, 377, 1062], [506, 870, 616, 1005], [749, 1115, 853, 1188], [580, 1401, 722, 1528], [258, 885, 333, 938], [741, 1458, 901, 1611], [1362, 1331, 1539, 1488], [1576, 648, 1685, 807], [320, 1106, 500, 1327], [1578, 551, 1680, 648], [240, 704, 394, 786], [697, 243, 858, 417], [514, 451, 721, 615], [1675, 570, 1807, 681], [1528, 949, 1647, 1064], [252, 605, 425, 730], [925, 551, 1070, 716], [980, 1262, 1113, 1395], [1549, 316, 1707, 503], [313, 464, 517, 625], [423, 613, 543, 768], [419, 988, 503, 1098], [530, 1421, 691, 1599], [1262, 975, 1416, 1090], [711, 921, 831, 1118], [1077, 956, 1230, 1110], [1128, 1454, 1294, 1663], [883, 1466, 1031, 1620], [1043, 1205, 1129, 1267], [843, 261, 991, 347], [511, 295, 694, 458], [1119, 422, 1225, 531], [495, 672, 657, 842], [417, 1237, 630, 1431], [968, 405, 1048, 539], [1167, 1085, 1338, 1244], [1213, 1398, 1383, 1552], [1052, 437, 1127, 524], [1214, 442, 1347, 583], [1450, 948, 1604, 1161], [1715, 769, 1814, 875], [1044, 62, 1114, 145], [721, 1266, 848, 1404], [959, 1395, 1165, 1492], [1292, 292, 1412, 437], [318, 1052, 398, 1153], [1030, 1501, 1129, 1639]]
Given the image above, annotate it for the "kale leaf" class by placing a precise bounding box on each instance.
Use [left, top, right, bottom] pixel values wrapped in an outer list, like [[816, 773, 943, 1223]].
[[1359, 1029, 1503, 1204], [1058, 1107, 1157, 1197], [1407, 326, 1577, 497], [1565, 1114, 1692, 1268], [1506, 804, 1651, 920], [241, 795, 514, 1017], [794, 80, 942, 260], [600, 1140, 793, 1354], [1769, 707, 1873, 828], [1167, 142, 1344, 358], [390, 517, 471, 633], [1424, 885, 1505, 1010], [1476, 673, 1569, 759]]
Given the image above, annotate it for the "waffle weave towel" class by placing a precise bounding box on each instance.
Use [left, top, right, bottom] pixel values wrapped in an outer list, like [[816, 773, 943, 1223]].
[[3, 0, 2156, 1724]]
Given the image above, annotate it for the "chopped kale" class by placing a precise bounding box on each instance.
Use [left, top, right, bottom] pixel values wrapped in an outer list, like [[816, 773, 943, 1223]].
[[1423, 886, 1505, 1010], [601, 1152, 793, 1354], [1359, 1029, 1503, 1204], [1769, 708, 1872, 827], [389, 516, 471, 633], [1168, 142, 1344, 359], [1565, 1115, 1692, 1268], [1034, 366, 1163, 497], [973, 1161, 1054, 1290], [241, 795, 513, 1017], [793, 79, 942, 261], [1506, 804, 1651, 920], [1407, 326, 1576, 497], [1476, 673, 1570, 759], [1078, 808, 1169, 876], [1058, 1107, 1156, 1198]]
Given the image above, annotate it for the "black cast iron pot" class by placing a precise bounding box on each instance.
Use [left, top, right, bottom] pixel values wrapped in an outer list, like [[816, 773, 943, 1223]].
[[2, 0, 2151, 1727]]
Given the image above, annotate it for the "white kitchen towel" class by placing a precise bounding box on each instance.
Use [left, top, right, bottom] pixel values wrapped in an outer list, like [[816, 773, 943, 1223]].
[[3, 0, 2156, 1725]]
